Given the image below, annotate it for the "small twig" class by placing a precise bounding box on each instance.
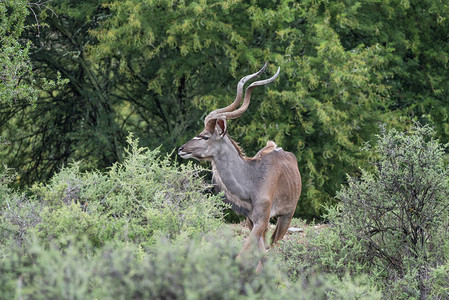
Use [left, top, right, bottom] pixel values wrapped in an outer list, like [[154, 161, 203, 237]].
[[27, 0, 58, 37], [6, 198, 12, 211], [101, 183, 122, 204]]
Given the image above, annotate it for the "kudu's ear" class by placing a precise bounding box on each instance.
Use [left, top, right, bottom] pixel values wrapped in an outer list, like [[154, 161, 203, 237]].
[[216, 117, 227, 137]]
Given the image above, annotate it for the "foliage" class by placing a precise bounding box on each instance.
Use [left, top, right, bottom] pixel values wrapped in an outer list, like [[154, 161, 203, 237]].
[[0, 0, 117, 184], [336, 124, 449, 298], [275, 224, 372, 285], [236, 1, 393, 217], [85, 0, 398, 219], [0, 135, 381, 300], [338, 125, 449, 268], [7, 0, 449, 288], [3, 0, 449, 219], [275, 125, 449, 299], [0, 166, 14, 199], [1, 135, 224, 258], [0, 0, 36, 104], [429, 261, 449, 298], [27, 135, 224, 248], [0, 0, 392, 219], [34, 201, 115, 249], [0, 227, 383, 300], [333, 0, 449, 138], [0, 0, 67, 105], [0, 167, 42, 247]]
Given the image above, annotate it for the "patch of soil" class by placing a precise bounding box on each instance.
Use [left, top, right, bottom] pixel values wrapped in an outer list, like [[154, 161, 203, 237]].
[[226, 219, 327, 244]]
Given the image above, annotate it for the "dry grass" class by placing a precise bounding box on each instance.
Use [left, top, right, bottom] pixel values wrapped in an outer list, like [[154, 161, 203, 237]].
[[225, 218, 327, 244]]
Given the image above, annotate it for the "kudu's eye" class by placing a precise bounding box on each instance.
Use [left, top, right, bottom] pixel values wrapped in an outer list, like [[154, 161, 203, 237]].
[[195, 135, 209, 140]]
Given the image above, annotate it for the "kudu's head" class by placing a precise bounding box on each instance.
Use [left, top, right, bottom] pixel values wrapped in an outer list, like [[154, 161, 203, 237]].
[[178, 62, 280, 161]]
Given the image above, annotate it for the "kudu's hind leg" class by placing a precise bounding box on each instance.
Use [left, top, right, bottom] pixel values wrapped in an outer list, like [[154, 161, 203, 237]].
[[246, 217, 253, 230], [270, 213, 294, 245]]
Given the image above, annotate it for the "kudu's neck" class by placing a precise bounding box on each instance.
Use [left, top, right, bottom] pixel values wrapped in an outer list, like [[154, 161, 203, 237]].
[[211, 135, 251, 201], [213, 135, 246, 169]]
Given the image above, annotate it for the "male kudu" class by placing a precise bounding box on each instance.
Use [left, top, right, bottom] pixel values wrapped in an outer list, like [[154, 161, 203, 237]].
[[178, 62, 301, 261]]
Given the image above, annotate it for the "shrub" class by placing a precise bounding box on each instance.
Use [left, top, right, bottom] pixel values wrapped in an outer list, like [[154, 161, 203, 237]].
[[0, 238, 94, 300], [429, 261, 449, 298], [0, 167, 42, 247], [274, 223, 378, 294], [30, 134, 225, 247], [27, 136, 223, 246], [275, 124, 449, 299], [0, 134, 386, 299], [336, 124, 449, 297], [33, 202, 118, 249], [0, 229, 383, 300]]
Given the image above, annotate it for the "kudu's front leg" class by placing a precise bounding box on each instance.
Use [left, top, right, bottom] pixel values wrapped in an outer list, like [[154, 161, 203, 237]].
[[238, 222, 268, 257], [236, 219, 269, 273], [237, 200, 271, 260]]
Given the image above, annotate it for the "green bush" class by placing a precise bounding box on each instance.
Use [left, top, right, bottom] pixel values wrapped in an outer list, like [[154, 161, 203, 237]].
[[0, 238, 94, 300], [30, 134, 225, 247], [276, 124, 449, 299], [0, 167, 43, 247], [336, 124, 449, 298], [0, 229, 383, 300], [33, 202, 117, 249], [275, 223, 377, 289], [430, 261, 449, 298], [0, 134, 386, 299]]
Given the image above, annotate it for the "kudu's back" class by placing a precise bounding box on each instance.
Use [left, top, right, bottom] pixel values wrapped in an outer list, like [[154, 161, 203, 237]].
[[244, 145, 301, 222]]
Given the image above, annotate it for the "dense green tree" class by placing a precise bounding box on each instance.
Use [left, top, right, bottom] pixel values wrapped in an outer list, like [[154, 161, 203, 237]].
[[0, 0, 396, 218], [288, 0, 449, 216], [87, 0, 394, 218], [230, 1, 393, 216], [327, 0, 449, 138], [3, 0, 449, 218], [86, 0, 259, 149], [0, 0, 122, 183], [0, 0, 35, 104], [0, 0, 66, 105]]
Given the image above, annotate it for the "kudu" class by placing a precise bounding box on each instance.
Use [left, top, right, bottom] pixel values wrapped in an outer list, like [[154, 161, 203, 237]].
[[178, 62, 301, 260]]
